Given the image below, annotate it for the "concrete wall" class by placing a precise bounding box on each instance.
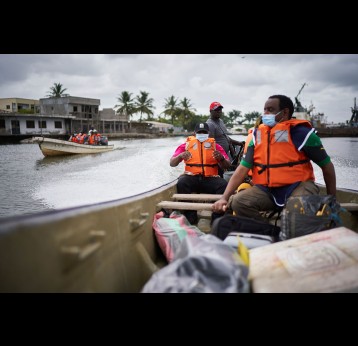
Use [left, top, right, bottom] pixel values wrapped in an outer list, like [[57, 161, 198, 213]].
[[0, 114, 68, 135], [0, 98, 40, 113]]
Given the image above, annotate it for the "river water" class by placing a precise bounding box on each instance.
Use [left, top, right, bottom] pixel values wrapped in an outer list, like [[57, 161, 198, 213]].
[[1, 135, 358, 219]]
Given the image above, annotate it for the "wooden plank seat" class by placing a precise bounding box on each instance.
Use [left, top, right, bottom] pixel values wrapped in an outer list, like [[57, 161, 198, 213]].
[[170, 195, 358, 211], [156, 201, 213, 211], [171, 193, 222, 202]]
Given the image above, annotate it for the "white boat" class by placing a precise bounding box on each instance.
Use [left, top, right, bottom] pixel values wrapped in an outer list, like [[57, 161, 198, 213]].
[[32, 136, 114, 157], [0, 178, 357, 293]]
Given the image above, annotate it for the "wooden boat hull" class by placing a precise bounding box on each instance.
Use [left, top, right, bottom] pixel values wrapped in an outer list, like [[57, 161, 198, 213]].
[[0, 180, 357, 292], [32, 137, 114, 157]]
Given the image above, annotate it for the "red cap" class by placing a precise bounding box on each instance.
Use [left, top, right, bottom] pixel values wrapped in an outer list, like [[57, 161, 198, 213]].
[[210, 102, 223, 111]]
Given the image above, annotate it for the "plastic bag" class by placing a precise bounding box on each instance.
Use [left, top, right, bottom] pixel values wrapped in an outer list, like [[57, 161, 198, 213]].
[[141, 235, 249, 293], [153, 210, 205, 262], [280, 195, 344, 240]]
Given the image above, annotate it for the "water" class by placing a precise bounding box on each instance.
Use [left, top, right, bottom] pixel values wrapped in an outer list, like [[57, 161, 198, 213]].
[[0, 136, 357, 219]]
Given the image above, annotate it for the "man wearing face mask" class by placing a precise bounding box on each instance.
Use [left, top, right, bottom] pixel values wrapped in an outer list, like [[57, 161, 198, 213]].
[[170, 123, 231, 224], [212, 95, 336, 222]]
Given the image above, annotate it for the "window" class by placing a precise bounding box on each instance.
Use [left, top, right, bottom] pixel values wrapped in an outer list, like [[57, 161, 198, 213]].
[[6, 105, 10, 110], [73, 106, 78, 112], [38, 120, 47, 129], [26, 120, 35, 128], [0, 119, 5, 128], [54, 121, 62, 128]]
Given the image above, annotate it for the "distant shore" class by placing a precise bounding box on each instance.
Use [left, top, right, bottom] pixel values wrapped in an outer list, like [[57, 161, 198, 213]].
[[0, 132, 183, 144], [2, 126, 357, 145]]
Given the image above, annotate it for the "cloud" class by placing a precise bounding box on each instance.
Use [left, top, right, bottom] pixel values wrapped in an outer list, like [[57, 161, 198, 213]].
[[0, 54, 356, 124]]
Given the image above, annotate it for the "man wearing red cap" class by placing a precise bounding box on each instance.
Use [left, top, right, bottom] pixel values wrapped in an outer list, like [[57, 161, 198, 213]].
[[206, 102, 243, 176]]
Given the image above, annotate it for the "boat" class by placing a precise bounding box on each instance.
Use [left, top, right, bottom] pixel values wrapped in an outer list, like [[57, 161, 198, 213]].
[[32, 136, 114, 157], [0, 177, 357, 293], [292, 84, 358, 137], [292, 83, 327, 128]]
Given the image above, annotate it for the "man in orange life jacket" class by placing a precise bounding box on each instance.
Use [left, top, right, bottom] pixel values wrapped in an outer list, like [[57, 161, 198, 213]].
[[212, 95, 336, 222], [170, 123, 231, 224]]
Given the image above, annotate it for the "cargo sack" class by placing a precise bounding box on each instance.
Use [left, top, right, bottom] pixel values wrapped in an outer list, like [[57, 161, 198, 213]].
[[153, 210, 205, 263], [142, 234, 249, 293], [280, 195, 344, 240], [211, 214, 281, 241]]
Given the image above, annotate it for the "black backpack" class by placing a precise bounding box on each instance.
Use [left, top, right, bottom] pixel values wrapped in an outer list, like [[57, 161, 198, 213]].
[[211, 214, 281, 241]]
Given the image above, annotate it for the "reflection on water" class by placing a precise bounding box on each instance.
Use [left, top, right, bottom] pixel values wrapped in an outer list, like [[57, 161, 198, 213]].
[[0, 136, 357, 219]]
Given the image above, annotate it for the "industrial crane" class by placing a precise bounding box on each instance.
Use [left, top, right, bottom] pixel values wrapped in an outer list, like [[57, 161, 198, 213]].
[[350, 97, 358, 125], [294, 83, 307, 112]]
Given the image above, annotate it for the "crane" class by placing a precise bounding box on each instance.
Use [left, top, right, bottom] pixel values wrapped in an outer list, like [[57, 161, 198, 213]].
[[294, 83, 307, 112], [350, 97, 358, 124]]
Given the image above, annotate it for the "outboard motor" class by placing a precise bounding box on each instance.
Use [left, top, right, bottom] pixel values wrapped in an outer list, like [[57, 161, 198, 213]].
[[99, 136, 108, 146]]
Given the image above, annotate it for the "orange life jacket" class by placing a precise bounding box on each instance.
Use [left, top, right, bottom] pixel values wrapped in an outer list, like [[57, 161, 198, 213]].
[[88, 134, 96, 145], [244, 128, 254, 177], [184, 136, 218, 176], [252, 120, 315, 187]]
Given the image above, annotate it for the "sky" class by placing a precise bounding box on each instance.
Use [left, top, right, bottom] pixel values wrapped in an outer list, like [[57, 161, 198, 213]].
[[0, 54, 357, 124]]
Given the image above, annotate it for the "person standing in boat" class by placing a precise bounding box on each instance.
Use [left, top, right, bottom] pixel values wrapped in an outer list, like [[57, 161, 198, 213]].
[[170, 123, 231, 224], [206, 101, 244, 176], [212, 94, 337, 222]]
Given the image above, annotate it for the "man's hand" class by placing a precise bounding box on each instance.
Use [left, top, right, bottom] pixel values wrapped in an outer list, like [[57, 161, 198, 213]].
[[213, 150, 224, 162], [181, 151, 192, 160], [212, 198, 228, 213]]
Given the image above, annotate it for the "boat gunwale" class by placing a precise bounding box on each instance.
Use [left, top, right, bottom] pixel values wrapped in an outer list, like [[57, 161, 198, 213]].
[[0, 179, 178, 233]]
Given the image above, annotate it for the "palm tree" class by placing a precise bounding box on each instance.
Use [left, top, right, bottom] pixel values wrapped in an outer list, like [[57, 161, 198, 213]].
[[114, 91, 136, 129], [134, 91, 155, 121], [244, 111, 261, 127], [46, 83, 68, 97], [177, 97, 196, 130], [227, 109, 243, 127], [162, 95, 179, 124]]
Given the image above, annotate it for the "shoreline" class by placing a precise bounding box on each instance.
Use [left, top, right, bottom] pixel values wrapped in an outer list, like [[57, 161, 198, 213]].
[[1, 126, 358, 145]]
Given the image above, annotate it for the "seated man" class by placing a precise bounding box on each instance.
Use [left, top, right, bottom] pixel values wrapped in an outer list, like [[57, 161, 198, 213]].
[[212, 94, 336, 223], [170, 123, 231, 224]]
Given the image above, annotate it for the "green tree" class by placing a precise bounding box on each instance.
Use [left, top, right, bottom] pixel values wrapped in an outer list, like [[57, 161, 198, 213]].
[[134, 91, 155, 121], [162, 95, 179, 124], [227, 109, 243, 127], [46, 82, 68, 97], [177, 97, 196, 130], [114, 91, 136, 129], [244, 111, 261, 127]]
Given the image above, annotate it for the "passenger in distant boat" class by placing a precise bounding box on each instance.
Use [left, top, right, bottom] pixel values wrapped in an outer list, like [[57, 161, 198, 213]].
[[212, 95, 337, 222], [206, 101, 244, 176], [93, 130, 101, 145], [77, 132, 88, 144], [88, 130, 98, 145], [170, 122, 231, 224], [69, 132, 78, 143]]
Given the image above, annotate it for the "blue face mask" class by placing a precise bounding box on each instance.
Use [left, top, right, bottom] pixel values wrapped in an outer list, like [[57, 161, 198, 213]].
[[262, 110, 282, 128], [196, 133, 209, 142]]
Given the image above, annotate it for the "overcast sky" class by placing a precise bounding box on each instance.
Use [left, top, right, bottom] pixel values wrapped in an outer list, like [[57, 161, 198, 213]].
[[0, 54, 357, 124]]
